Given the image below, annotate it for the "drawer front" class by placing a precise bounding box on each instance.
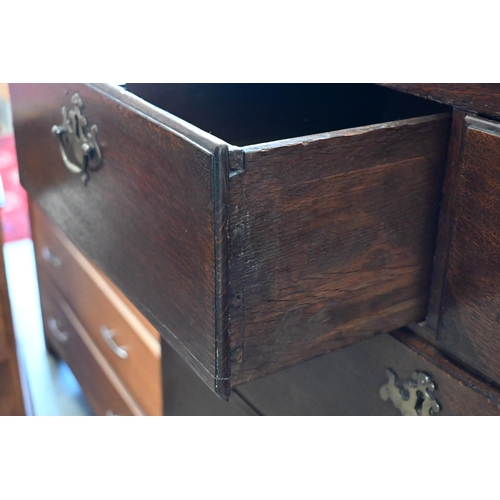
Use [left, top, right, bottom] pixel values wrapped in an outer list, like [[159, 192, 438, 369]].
[[236, 330, 500, 416], [437, 115, 500, 385], [39, 275, 143, 416], [31, 202, 162, 415], [10, 83, 229, 395]]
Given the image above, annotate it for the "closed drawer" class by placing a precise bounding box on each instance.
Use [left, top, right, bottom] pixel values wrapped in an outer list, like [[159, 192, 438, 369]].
[[31, 202, 162, 415], [436, 115, 500, 386], [161, 328, 500, 415], [38, 273, 143, 416], [235, 329, 500, 416], [11, 83, 451, 397]]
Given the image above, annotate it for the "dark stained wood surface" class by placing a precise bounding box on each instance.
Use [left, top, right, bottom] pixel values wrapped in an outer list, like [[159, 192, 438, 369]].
[[9, 83, 230, 397], [426, 110, 467, 331], [10, 83, 457, 400], [228, 114, 451, 385], [380, 84, 500, 119], [438, 115, 500, 386]]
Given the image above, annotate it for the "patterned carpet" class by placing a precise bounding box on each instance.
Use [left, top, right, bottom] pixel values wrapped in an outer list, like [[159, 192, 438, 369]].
[[0, 133, 30, 242]]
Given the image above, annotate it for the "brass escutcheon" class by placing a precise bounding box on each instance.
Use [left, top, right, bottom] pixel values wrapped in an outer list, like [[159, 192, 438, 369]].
[[379, 369, 440, 416]]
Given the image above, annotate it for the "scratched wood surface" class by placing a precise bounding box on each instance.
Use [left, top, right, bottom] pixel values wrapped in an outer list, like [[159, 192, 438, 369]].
[[438, 115, 500, 386], [229, 114, 451, 385]]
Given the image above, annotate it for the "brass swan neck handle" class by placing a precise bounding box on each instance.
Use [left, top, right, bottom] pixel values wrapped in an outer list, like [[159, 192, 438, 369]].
[[51, 93, 102, 185]]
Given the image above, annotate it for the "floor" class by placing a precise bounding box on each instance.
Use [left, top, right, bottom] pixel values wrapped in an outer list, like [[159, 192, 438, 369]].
[[3, 238, 93, 416]]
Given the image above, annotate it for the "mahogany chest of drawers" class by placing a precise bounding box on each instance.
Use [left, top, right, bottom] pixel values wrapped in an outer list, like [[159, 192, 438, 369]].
[[31, 202, 161, 415], [10, 83, 500, 415]]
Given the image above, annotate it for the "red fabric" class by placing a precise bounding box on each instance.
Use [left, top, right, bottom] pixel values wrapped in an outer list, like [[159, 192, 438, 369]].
[[0, 134, 31, 242]]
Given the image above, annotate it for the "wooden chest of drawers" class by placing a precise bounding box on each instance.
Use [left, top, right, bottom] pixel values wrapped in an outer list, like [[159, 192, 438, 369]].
[[10, 83, 450, 398], [10, 83, 500, 415], [31, 202, 161, 416]]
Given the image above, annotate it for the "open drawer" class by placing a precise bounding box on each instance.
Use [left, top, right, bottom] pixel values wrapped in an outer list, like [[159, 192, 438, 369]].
[[10, 83, 451, 397]]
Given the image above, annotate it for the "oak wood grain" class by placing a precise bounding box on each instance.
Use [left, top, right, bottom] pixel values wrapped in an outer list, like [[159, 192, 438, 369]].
[[10, 83, 454, 398], [438, 115, 500, 386], [10, 83, 229, 396], [229, 114, 451, 385]]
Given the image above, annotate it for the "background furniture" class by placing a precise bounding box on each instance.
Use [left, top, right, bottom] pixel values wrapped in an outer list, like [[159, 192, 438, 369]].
[[30, 202, 161, 416]]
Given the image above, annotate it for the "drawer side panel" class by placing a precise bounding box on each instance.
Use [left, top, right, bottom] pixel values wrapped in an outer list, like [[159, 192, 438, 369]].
[[230, 115, 451, 384]]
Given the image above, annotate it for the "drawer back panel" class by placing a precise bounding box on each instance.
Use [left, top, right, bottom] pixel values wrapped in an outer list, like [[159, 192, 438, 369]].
[[126, 83, 448, 147]]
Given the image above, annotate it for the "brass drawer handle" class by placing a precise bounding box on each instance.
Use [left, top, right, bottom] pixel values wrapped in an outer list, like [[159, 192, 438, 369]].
[[379, 368, 440, 416], [48, 317, 69, 343], [41, 247, 62, 268], [100, 326, 129, 360], [51, 93, 102, 185]]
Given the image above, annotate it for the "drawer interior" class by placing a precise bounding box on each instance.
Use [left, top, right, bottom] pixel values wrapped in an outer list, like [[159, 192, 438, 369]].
[[124, 83, 449, 146]]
